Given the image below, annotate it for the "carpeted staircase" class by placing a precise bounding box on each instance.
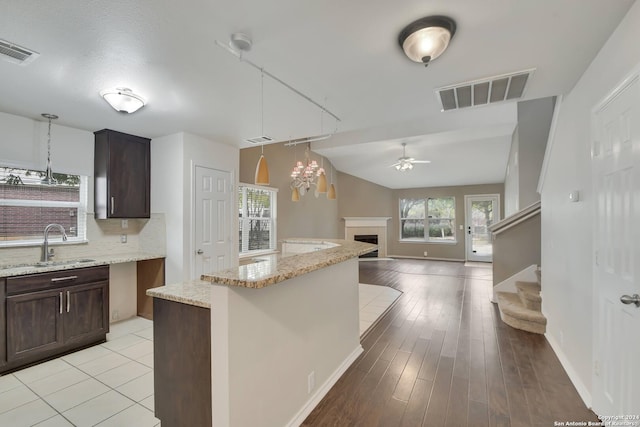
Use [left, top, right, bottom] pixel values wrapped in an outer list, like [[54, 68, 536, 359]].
[[496, 269, 546, 334]]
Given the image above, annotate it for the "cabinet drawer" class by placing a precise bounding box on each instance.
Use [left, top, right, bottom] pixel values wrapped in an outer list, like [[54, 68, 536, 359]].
[[7, 266, 109, 295]]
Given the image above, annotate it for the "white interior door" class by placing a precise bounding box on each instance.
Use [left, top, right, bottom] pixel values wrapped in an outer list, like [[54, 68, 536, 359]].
[[592, 74, 640, 417], [194, 166, 232, 278], [465, 195, 500, 262]]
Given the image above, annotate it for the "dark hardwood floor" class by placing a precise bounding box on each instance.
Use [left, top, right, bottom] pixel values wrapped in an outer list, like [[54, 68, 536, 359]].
[[303, 259, 597, 427]]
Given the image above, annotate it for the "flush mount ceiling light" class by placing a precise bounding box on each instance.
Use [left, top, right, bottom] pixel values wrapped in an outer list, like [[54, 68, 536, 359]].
[[398, 15, 456, 67], [100, 87, 146, 114]]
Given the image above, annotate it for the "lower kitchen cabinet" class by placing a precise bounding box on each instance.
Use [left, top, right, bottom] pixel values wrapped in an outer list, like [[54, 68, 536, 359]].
[[6, 288, 65, 362], [1, 266, 109, 374]]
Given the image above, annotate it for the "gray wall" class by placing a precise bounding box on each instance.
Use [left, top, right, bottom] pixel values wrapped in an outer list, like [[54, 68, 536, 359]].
[[492, 213, 541, 284], [503, 97, 555, 216], [389, 184, 504, 260], [240, 143, 341, 243]]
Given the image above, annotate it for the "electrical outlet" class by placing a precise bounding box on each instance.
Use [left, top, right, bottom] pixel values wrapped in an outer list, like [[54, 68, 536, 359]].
[[307, 371, 315, 394], [112, 310, 120, 321], [121, 219, 128, 229], [594, 360, 600, 376], [120, 234, 127, 243], [423, 251, 428, 256]]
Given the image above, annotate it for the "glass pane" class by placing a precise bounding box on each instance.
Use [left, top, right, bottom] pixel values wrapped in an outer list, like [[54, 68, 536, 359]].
[[471, 200, 494, 256], [427, 197, 455, 218], [400, 199, 425, 219], [246, 188, 271, 218], [428, 218, 455, 240], [247, 219, 271, 251], [401, 219, 424, 239], [0, 206, 79, 241]]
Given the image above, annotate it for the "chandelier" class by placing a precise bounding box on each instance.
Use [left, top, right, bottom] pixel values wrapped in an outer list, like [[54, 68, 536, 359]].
[[290, 145, 327, 200]]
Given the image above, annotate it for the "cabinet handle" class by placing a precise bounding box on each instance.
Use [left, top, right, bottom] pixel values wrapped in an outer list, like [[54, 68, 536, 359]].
[[51, 276, 78, 283], [66, 290, 70, 313], [111, 196, 115, 215], [59, 292, 63, 314]]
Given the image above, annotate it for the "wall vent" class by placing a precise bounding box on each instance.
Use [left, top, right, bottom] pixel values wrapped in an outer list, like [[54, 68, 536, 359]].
[[0, 39, 40, 65], [436, 69, 535, 111], [245, 135, 273, 144]]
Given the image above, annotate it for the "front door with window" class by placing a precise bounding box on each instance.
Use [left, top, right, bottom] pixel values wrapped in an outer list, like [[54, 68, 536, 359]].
[[465, 195, 500, 262]]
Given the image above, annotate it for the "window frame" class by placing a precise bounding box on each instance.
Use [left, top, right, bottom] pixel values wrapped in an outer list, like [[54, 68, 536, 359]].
[[0, 169, 88, 247], [238, 183, 278, 256], [399, 196, 457, 244]]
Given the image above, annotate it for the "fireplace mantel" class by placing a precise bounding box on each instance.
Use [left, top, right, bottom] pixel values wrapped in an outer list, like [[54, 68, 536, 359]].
[[343, 217, 391, 258], [343, 217, 391, 228]]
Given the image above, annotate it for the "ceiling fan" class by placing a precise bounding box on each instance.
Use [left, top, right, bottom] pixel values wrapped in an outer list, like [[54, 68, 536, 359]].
[[390, 143, 431, 171]]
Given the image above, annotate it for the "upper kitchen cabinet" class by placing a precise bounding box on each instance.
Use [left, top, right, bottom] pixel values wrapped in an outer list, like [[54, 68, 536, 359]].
[[94, 129, 150, 219]]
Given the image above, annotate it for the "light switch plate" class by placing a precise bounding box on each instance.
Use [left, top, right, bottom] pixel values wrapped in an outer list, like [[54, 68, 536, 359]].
[[120, 234, 127, 243]]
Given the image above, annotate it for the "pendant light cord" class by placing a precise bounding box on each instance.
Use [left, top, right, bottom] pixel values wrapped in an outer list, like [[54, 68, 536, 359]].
[[261, 71, 264, 155]]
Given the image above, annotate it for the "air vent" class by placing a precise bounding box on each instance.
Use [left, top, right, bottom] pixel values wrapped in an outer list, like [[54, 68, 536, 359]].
[[0, 39, 39, 65], [245, 135, 273, 144], [436, 69, 535, 111]]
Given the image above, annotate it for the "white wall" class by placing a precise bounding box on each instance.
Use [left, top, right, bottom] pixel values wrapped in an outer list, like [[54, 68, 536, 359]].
[[151, 133, 185, 284], [210, 259, 362, 427], [151, 132, 239, 284], [541, 1, 640, 406]]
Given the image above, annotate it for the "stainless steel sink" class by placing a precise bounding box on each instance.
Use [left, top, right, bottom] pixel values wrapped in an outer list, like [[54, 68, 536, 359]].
[[32, 258, 96, 267]]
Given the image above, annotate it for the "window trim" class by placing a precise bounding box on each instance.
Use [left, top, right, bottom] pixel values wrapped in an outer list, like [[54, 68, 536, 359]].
[[238, 183, 278, 255], [399, 196, 457, 244]]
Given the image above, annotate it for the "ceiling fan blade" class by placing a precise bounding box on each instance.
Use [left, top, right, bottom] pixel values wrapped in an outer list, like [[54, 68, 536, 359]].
[[389, 162, 401, 168], [412, 160, 431, 164]]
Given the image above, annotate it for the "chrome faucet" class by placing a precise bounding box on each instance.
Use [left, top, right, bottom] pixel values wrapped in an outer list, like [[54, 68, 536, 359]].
[[42, 224, 68, 262]]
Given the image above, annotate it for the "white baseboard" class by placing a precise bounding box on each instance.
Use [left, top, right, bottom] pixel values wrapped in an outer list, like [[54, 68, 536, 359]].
[[492, 264, 539, 303], [389, 255, 465, 262], [545, 332, 592, 409], [286, 345, 364, 427]]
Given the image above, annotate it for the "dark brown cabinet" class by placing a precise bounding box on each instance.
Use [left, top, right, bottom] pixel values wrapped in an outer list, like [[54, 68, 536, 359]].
[[94, 129, 151, 219], [1, 266, 109, 373], [0, 278, 6, 369]]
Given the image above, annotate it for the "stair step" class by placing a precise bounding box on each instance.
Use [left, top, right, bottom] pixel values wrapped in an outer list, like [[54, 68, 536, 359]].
[[496, 291, 546, 334], [516, 281, 542, 310]]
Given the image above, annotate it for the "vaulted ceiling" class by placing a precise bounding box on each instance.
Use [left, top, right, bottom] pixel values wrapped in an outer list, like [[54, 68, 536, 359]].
[[0, 0, 634, 188]]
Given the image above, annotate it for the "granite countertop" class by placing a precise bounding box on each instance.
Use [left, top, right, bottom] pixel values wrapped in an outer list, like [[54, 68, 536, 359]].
[[200, 238, 376, 289], [146, 280, 211, 308], [0, 252, 165, 278]]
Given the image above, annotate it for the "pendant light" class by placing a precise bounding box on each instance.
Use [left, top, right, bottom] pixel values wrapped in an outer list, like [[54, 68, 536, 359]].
[[41, 113, 58, 185], [255, 71, 270, 185], [317, 157, 327, 193], [327, 163, 337, 200]]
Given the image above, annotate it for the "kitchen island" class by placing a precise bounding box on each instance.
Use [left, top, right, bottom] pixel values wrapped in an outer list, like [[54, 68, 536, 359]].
[[148, 238, 375, 427]]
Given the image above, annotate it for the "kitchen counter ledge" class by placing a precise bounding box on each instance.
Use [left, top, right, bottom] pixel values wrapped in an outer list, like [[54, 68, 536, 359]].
[[0, 252, 165, 278], [201, 238, 376, 289]]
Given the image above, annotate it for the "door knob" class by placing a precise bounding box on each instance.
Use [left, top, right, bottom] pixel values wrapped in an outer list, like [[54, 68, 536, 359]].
[[197, 249, 203, 254], [620, 294, 640, 307]]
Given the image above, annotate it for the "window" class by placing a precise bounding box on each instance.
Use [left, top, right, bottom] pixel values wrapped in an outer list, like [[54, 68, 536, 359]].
[[0, 166, 88, 245], [400, 198, 425, 241], [399, 196, 456, 243], [238, 184, 277, 255], [426, 197, 456, 242]]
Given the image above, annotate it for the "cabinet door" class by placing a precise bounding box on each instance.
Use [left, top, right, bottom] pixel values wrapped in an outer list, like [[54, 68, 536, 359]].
[[108, 133, 150, 218], [0, 278, 6, 367], [64, 282, 109, 345], [6, 290, 64, 362]]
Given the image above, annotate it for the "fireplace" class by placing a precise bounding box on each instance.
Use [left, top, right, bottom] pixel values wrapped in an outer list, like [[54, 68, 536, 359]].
[[344, 217, 390, 258], [354, 234, 378, 258]]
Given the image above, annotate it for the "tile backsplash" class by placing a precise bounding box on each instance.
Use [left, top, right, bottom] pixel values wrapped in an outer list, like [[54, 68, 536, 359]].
[[0, 213, 166, 267]]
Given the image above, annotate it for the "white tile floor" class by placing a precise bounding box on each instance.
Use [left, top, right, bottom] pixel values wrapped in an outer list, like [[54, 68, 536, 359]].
[[358, 283, 402, 336], [1, 284, 401, 426], [0, 317, 158, 427]]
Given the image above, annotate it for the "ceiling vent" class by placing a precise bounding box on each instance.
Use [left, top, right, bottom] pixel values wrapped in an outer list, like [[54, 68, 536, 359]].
[[245, 135, 273, 144], [436, 69, 535, 111], [0, 39, 39, 65]]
